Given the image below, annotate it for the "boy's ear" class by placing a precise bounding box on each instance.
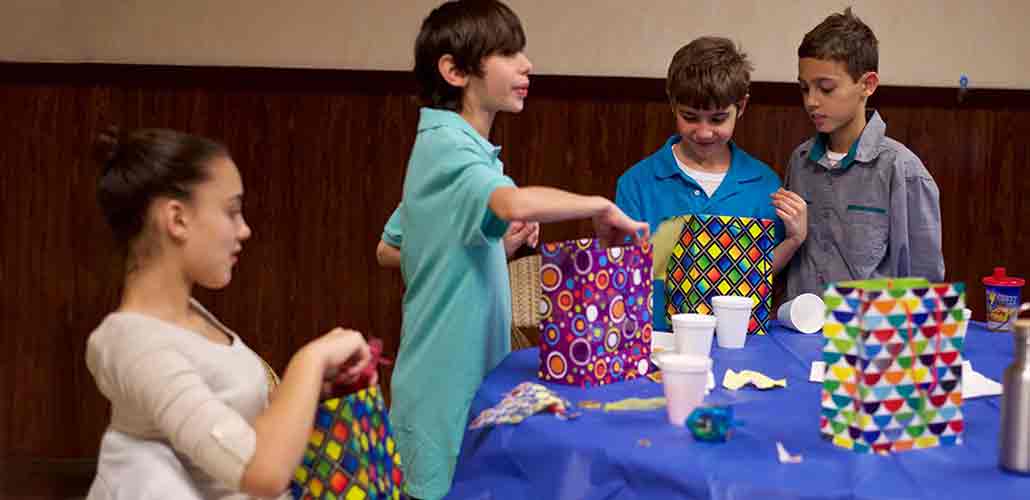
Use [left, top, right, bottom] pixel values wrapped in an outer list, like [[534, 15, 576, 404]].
[[437, 54, 469, 88], [736, 94, 750, 118], [859, 71, 880, 98]]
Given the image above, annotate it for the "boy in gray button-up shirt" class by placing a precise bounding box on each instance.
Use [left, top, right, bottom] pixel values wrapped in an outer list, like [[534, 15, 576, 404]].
[[784, 8, 945, 299]]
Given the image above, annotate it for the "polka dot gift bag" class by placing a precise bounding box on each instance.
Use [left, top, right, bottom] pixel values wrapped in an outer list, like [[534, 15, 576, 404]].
[[537, 239, 654, 387]]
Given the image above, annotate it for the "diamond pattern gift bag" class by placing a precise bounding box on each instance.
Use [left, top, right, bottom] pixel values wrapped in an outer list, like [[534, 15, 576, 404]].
[[290, 385, 407, 499], [664, 214, 775, 335]]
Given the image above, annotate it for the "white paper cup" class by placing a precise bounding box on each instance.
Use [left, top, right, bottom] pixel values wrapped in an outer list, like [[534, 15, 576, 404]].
[[712, 295, 754, 349], [777, 293, 826, 334], [657, 352, 712, 426], [670, 313, 717, 357], [650, 330, 676, 354]]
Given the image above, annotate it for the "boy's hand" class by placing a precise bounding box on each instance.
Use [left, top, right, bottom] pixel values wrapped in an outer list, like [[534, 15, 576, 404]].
[[593, 202, 650, 247], [771, 188, 808, 243], [503, 221, 540, 257]]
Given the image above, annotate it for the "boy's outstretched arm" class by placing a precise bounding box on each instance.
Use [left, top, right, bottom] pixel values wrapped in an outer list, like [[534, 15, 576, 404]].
[[770, 188, 808, 275], [489, 186, 649, 246]]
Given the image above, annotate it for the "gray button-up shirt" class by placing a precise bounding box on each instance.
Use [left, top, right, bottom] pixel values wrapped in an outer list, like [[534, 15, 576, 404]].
[[784, 111, 945, 298]]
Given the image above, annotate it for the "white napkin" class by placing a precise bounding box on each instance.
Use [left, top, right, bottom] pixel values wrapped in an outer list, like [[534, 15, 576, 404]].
[[962, 360, 1003, 398]]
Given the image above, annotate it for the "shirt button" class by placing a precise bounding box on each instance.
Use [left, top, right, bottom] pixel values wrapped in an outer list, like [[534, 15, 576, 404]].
[[694, 190, 701, 196]]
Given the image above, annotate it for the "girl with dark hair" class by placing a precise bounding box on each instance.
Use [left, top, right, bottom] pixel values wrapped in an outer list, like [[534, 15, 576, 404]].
[[87, 127, 374, 499]]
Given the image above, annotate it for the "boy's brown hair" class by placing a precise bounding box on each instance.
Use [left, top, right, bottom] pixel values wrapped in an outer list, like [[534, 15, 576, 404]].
[[666, 36, 753, 110], [414, 0, 526, 112], [798, 7, 878, 81]]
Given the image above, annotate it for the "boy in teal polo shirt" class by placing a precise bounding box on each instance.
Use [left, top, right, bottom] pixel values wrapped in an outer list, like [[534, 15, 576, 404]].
[[785, 9, 944, 298], [376, 2, 649, 498], [616, 37, 809, 331]]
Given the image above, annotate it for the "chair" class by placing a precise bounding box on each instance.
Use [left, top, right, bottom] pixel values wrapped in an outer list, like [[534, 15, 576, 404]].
[[508, 254, 541, 350]]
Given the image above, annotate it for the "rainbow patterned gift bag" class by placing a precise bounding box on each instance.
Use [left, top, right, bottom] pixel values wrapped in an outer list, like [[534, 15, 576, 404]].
[[820, 278, 967, 454], [290, 385, 407, 499], [537, 238, 654, 387], [663, 214, 775, 335]]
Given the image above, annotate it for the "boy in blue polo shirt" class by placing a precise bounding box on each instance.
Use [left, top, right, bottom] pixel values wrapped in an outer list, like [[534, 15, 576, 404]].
[[785, 9, 944, 298], [376, 2, 649, 498], [616, 37, 808, 331]]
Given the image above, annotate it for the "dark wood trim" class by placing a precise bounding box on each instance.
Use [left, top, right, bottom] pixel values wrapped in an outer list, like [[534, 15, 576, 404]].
[[0, 458, 96, 498], [1, 62, 1027, 108]]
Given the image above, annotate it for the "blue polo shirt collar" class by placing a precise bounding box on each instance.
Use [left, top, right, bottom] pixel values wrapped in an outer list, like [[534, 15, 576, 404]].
[[654, 136, 763, 191]]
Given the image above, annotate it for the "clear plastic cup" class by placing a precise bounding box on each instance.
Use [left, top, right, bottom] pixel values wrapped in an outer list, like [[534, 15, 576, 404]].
[[712, 295, 754, 348]]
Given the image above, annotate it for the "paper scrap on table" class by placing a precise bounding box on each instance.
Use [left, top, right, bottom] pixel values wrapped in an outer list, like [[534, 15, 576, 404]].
[[962, 360, 1002, 398], [723, 369, 786, 390], [810, 361, 825, 383], [776, 441, 803, 464], [603, 397, 667, 412]]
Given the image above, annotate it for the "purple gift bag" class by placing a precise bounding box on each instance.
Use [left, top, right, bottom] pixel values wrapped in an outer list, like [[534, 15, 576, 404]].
[[537, 238, 654, 387]]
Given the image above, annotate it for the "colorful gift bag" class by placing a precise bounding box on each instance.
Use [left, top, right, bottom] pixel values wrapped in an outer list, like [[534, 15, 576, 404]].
[[820, 278, 967, 454], [537, 239, 654, 387], [663, 214, 775, 335], [290, 385, 407, 500]]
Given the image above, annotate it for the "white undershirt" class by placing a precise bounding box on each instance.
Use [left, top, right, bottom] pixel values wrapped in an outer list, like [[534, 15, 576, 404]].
[[672, 145, 726, 197], [825, 150, 847, 168]]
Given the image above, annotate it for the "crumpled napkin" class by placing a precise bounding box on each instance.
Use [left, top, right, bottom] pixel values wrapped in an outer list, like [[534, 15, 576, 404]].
[[722, 369, 786, 390]]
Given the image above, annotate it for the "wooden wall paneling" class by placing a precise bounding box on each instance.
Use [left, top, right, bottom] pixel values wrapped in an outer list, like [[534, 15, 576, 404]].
[[357, 93, 417, 394], [1, 65, 1029, 475], [9, 83, 61, 457]]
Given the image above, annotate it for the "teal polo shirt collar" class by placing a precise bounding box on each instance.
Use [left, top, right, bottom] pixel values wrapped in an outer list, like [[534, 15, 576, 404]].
[[654, 136, 764, 195], [806, 110, 886, 170], [418, 107, 502, 159]]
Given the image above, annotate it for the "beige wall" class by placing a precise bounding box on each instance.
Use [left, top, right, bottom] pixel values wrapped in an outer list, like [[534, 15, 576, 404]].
[[1, 0, 1025, 88]]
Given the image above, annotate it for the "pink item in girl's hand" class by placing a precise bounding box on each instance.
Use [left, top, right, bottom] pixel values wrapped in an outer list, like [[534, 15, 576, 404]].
[[337, 337, 391, 395]]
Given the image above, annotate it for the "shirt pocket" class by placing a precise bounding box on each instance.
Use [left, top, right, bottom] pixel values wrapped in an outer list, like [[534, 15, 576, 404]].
[[844, 205, 889, 274]]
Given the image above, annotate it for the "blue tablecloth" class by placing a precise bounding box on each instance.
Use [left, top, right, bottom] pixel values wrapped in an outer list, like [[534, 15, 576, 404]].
[[447, 321, 1029, 499]]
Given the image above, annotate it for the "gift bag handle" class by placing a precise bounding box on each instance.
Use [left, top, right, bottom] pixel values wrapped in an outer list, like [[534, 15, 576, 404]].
[[899, 296, 945, 405]]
